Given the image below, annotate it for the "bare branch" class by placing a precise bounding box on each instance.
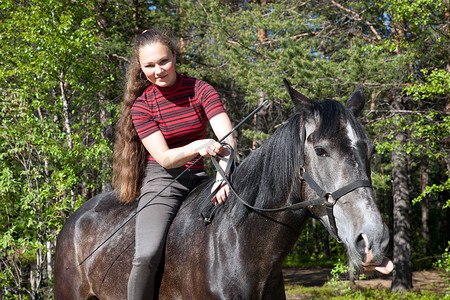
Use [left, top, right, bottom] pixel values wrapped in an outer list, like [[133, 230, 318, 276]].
[[329, 0, 382, 41], [110, 53, 130, 63]]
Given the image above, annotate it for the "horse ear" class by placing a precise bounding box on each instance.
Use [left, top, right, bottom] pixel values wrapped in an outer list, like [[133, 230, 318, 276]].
[[283, 78, 314, 112], [346, 86, 366, 117]]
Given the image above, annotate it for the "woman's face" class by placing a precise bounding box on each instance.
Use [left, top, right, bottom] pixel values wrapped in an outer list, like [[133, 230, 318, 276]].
[[138, 42, 177, 88]]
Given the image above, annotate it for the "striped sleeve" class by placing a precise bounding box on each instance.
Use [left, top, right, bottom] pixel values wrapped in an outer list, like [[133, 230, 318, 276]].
[[196, 80, 226, 119], [131, 99, 158, 140]]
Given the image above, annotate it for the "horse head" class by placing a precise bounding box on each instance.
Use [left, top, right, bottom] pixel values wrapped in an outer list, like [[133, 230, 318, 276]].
[[284, 79, 393, 274]]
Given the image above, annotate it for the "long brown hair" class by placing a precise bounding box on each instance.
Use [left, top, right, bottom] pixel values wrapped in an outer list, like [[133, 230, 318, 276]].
[[113, 29, 178, 203]]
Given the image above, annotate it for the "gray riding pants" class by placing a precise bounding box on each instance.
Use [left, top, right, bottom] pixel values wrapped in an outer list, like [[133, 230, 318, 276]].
[[127, 164, 208, 300]]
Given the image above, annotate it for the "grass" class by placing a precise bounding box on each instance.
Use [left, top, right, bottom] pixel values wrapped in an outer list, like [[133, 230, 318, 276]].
[[283, 257, 450, 299], [284, 283, 449, 299]]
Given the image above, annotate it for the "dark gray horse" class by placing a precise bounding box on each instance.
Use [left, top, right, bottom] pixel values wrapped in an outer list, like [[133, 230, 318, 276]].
[[54, 82, 392, 299]]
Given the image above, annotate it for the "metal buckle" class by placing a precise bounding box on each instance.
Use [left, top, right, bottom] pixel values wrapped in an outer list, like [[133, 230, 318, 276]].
[[325, 193, 336, 206], [299, 167, 306, 180]]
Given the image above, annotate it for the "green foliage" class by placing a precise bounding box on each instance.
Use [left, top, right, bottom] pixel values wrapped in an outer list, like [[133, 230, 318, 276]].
[[374, 112, 449, 159], [285, 283, 447, 299], [325, 260, 368, 294], [433, 241, 450, 294], [367, 0, 449, 216], [413, 177, 450, 206], [241, 129, 271, 143], [0, 0, 122, 296], [327, 259, 353, 293], [371, 171, 392, 191], [406, 69, 450, 99], [383, 0, 446, 27], [0, 0, 448, 297]]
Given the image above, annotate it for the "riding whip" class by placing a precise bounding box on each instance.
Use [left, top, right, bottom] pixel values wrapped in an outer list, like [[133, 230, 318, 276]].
[[65, 99, 270, 270]]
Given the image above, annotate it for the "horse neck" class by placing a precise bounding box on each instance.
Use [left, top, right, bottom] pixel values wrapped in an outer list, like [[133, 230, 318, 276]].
[[231, 114, 303, 215], [226, 114, 309, 261], [229, 189, 310, 280]]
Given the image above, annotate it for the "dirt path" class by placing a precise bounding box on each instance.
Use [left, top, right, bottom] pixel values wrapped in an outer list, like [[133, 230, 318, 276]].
[[283, 267, 333, 287], [283, 267, 448, 293]]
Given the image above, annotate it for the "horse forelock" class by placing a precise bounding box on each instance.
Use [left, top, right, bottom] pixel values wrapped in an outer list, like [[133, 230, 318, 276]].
[[312, 100, 367, 149]]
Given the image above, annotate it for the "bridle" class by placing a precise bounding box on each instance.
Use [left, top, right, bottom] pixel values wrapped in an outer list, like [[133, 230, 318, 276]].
[[208, 120, 372, 243]]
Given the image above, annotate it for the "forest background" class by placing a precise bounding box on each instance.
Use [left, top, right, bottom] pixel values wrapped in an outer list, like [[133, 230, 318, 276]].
[[0, 0, 449, 299]]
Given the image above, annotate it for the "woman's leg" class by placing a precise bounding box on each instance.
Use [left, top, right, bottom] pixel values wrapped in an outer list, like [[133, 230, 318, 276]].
[[127, 193, 182, 300], [127, 166, 207, 300]]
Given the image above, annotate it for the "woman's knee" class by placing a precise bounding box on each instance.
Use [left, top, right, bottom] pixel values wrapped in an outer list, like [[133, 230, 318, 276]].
[[132, 247, 163, 269]]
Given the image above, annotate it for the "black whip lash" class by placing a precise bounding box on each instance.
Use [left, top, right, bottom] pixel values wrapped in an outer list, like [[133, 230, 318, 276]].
[[65, 99, 269, 271]]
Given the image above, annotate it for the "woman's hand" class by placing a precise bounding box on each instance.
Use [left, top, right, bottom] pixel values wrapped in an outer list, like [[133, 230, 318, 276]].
[[193, 139, 231, 205], [191, 139, 226, 157], [211, 180, 229, 206], [210, 153, 232, 206]]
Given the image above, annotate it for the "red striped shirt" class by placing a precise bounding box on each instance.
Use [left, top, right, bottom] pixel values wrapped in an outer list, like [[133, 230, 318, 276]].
[[131, 74, 225, 169]]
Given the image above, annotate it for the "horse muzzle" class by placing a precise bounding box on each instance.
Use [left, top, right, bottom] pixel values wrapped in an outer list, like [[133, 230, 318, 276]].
[[359, 233, 394, 274]]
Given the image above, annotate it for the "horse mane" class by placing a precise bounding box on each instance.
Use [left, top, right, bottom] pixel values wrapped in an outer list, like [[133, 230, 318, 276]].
[[227, 112, 303, 222], [193, 99, 366, 225], [191, 112, 302, 225]]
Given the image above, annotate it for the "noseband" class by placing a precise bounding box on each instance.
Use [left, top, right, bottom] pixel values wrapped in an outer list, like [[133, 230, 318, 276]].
[[208, 122, 372, 242]]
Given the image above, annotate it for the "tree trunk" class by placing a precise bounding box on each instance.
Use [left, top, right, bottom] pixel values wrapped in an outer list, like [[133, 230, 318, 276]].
[[252, 91, 268, 150], [252, 1, 268, 150], [312, 218, 319, 258], [391, 130, 413, 292], [59, 72, 77, 208], [323, 230, 330, 258], [445, 156, 450, 242], [99, 92, 113, 193], [59, 72, 73, 151], [420, 160, 430, 254], [389, 25, 412, 292], [46, 240, 53, 282]]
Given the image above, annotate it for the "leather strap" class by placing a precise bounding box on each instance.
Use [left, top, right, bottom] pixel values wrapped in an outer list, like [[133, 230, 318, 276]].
[[202, 123, 373, 246]]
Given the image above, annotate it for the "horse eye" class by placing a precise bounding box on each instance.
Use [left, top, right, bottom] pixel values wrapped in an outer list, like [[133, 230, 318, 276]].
[[314, 147, 329, 157]]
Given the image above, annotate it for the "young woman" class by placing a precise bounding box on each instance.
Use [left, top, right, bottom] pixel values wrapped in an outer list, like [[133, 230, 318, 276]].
[[112, 29, 236, 300]]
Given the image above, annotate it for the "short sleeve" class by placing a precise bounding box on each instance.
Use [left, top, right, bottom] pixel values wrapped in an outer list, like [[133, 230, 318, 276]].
[[131, 100, 159, 140], [196, 80, 226, 120]]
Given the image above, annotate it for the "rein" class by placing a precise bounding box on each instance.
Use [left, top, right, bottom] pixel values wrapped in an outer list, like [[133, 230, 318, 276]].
[[207, 121, 372, 243], [65, 99, 269, 271]]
